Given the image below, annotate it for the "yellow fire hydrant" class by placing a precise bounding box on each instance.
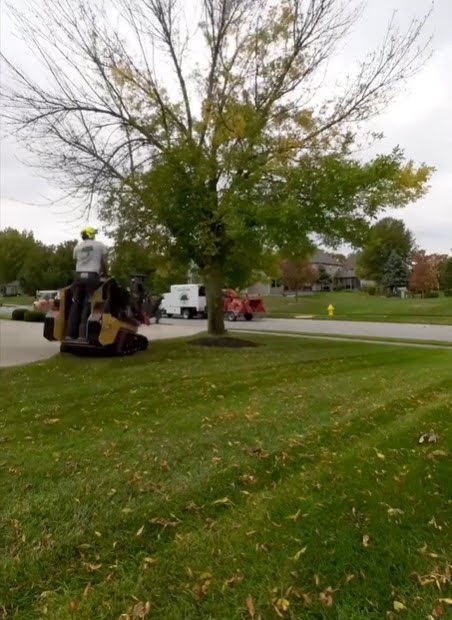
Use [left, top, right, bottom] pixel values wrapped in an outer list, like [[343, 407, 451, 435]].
[[327, 304, 335, 318]]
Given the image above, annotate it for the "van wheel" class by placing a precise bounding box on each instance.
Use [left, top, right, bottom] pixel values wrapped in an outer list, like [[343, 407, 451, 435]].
[[244, 313, 253, 321], [227, 312, 237, 322], [182, 308, 192, 319]]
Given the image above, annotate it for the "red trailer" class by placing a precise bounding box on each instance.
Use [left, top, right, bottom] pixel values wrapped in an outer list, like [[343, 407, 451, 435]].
[[222, 289, 266, 322]]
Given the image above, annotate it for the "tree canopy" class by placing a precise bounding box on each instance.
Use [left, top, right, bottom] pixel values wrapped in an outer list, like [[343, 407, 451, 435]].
[[356, 217, 416, 284], [1, 0, 435, 333], [0, 229, 77, 294]]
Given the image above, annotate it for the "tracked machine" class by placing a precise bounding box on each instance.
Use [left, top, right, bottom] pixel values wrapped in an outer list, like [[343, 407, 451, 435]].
[[43, 274, 150, 356]]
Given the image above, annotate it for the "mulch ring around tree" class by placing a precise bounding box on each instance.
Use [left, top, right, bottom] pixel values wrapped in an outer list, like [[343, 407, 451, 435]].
[[190, 336, 261, 348]]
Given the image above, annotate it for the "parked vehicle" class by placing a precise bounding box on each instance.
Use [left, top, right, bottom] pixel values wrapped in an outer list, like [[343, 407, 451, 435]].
[[33, 290, 59, 312], [160, 284, 207, 319], [223, 288, 266, 321], [160, 284, 266, 321]]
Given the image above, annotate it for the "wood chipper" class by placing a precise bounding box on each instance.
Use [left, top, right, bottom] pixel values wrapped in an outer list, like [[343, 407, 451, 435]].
[[223, 289, 266, 322]]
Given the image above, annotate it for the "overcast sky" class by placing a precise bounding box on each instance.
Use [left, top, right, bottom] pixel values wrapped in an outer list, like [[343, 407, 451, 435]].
[[1, 0, 451, 252]]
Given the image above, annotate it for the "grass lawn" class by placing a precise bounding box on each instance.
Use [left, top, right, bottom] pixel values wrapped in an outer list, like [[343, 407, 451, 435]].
[[264, 291, 452, 325], [0, 295, 34, 307], [1, 335, 451, 619]]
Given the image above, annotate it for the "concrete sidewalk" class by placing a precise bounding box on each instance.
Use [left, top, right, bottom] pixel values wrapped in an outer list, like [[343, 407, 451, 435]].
[[0, 320, 204, 368]]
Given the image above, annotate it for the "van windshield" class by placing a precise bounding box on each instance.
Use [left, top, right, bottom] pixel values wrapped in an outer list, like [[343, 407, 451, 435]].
[[198, 286, 206, 296], [36, 291, 56, 300]]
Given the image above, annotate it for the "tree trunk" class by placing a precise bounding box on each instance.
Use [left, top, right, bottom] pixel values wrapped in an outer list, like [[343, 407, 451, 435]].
[[205, 260, 226, 336]]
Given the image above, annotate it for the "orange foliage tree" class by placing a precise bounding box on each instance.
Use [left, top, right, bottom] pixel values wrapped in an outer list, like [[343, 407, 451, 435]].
[[409, 251, 439, 296]]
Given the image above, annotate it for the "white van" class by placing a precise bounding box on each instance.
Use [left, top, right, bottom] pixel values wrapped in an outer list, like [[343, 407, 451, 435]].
[[161, 284, 207, 319]]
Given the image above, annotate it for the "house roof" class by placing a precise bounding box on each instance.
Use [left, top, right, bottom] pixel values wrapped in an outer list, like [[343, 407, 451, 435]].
[[309, 250, 342, 266]]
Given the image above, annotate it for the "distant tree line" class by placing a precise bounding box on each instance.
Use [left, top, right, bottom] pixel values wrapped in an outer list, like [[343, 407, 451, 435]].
[[0, 228, 186, 296]]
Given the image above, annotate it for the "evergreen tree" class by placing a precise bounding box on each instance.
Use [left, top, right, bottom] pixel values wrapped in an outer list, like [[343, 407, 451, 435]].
[[382, 251, 410, 291]]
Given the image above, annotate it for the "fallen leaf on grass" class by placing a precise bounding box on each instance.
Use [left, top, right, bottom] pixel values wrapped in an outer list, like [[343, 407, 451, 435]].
[[439, 599, 452, 605], [362, 534, 370, 547], [319, 587, 334, 607], [393, 601, 407, 611], [86, 563, 102, 572], [43, 418, 60, 425], [387, 508, 404, 517], [212, 497, 234, 507], [430, 606, 444, 619], [286, 509, 301, 522], [83, 584, 92, 597], [273, 598, 290, 616], [128, 601, 150, 619], [246, 594, 255, 618], [427, 450, 449, 460], [135, 525, 145, 537], [292, 547, 307, 561], [418, 432, 439, 444], [192, 572, 212, 600], [222, 574, 243, 591], [141, 557, 157, 570]]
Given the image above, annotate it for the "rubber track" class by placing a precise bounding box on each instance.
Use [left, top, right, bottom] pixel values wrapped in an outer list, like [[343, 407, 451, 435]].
[[116, 333, 149, 356]]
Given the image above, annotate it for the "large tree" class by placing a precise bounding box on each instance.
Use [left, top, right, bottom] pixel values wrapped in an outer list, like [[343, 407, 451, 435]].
[[356, 217, 416, 284], [0, 228, 38, 285], [281, 259, 317, 299], [1, 0, 434, 334], [382, 250, 410, 292], [409, 250, 439, 296]]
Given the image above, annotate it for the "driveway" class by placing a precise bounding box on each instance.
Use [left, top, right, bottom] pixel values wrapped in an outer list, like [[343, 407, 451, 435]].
[[0, 320, 204, 368], [0, 321, 60, 368]]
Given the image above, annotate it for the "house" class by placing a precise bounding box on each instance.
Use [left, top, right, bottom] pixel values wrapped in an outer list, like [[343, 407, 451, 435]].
[[0, 280, 24, 296], [333, 256, 361, 290], [245, 279, 284, 296], [247, 250, 364, 295]]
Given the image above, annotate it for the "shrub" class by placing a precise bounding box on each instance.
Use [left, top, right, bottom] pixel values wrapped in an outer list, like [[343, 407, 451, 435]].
[[362, 285, 377, 296], [425, 291, 439, 299], [24, 310, 47, 322], [444, 289, 452, 297], [11, 308, 28, 321]]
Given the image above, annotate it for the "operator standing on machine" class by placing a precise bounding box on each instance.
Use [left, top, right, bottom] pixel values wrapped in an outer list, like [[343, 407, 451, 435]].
[[66, 227, 109, 339]]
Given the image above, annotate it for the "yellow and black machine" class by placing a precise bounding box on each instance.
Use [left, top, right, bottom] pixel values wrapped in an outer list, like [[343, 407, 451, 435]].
[[43, 274, 150, 356]]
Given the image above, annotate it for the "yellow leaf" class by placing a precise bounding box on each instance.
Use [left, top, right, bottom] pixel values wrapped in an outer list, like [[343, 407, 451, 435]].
[[286, 509, 301, 522], [273, 598, 290, 618], [362, 534, 370, 547], [387, 508, 404, 517], [439, 599, 452, 605], [136, 525, 145, 537], [393, 601, 407, 611], [292, 547, 307, 561], [212, 497, 234, 506]]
